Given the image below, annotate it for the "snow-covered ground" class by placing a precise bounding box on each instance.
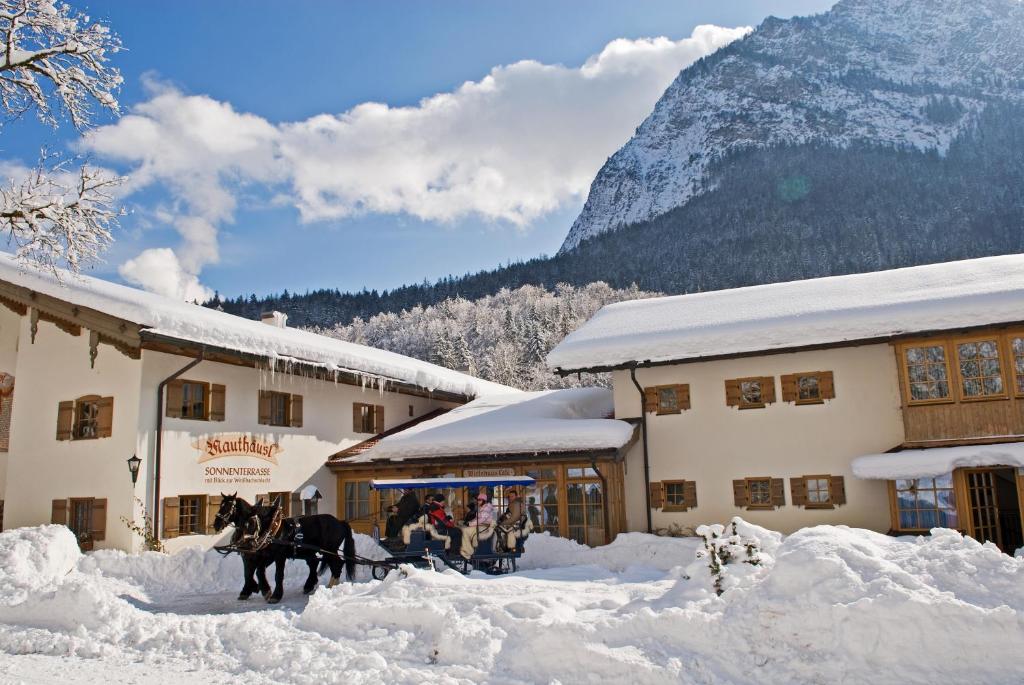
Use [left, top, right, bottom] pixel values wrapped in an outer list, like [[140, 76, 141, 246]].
[[2, 523, 1023, 684]]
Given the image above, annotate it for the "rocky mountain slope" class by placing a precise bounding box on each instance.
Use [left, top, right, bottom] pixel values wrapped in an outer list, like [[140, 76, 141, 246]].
[[562, 0, 1024, 251]]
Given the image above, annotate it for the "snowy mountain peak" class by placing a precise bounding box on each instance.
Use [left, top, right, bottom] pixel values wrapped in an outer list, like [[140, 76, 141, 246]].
[[560, 0, 1024, 252]]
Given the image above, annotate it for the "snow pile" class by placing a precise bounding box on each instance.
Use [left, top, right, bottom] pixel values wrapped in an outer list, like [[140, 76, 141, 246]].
[[2, 522, 1024, 683], [852, 441, 1024, 479], [548, 254, 1024, 369], [0, 525, 80, 607], [347, 388, 634, 462], [0, 253, 508, 398]]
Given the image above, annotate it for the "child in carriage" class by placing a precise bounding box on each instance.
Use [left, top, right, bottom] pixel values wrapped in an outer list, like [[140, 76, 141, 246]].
[[427, 493, 462, 553], [459, 491, 496, 559]]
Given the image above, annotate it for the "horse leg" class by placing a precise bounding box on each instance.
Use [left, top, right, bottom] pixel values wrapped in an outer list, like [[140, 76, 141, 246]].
[[267, 555, 286, 604], [256, 558, 272, 599], [326, 556, 343, 588], [238, 556, 258, 600], [303, 557, 319, 594]]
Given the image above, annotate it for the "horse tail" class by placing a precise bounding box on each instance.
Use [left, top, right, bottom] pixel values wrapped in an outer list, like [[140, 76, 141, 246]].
[[342, 521, 356, 581]]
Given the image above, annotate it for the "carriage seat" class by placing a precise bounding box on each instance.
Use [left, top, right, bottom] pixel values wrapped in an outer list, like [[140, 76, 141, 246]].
[[402, 517, 451, 551]]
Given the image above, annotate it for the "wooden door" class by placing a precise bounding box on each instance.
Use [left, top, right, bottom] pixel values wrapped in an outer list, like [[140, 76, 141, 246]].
[[965, 469, 1001, 549]]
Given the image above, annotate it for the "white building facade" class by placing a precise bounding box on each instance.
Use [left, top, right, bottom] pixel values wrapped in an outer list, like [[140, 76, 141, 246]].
[[0, 256, 498, 553]]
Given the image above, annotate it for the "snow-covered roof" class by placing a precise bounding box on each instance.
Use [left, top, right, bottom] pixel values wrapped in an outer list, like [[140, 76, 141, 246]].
[[548, 255, 1024, 371], [341, 388, 635, 463], [852, 442, 1024, 480], [0, 254, 509, 398]]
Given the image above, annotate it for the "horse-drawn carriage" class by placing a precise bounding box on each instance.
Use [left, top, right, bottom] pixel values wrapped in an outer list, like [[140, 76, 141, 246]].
[[366, 475, 535, 579], [212, 475, 533, 602]]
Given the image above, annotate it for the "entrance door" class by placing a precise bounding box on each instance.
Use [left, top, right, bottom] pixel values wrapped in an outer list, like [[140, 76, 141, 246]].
[[964, 468, 1023, 553]]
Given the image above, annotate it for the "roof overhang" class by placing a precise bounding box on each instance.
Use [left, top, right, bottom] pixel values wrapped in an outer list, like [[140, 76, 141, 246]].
[[852, 440, 1024, 480], [552, 319, 1024, 377]]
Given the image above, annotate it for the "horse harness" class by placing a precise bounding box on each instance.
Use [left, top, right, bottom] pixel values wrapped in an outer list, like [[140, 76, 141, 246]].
[[237, 505, 284, 552]]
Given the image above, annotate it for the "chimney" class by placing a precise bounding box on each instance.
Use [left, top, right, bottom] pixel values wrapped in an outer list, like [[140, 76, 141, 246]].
[[260, 311, 288, 328]]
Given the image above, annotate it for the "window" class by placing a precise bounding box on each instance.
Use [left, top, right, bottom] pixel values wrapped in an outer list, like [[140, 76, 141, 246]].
[[643, 385, 690, 414], [181, 382, 207, 419], [267, 491, 291, 516], [566, 480, 604, 546], [748, 478, 772, 506], [56, 396, 113, 441], [52, 497, 106, 550], [654, 480, 697, 512], [956, 339, 1005, 399], [791, 475, 846, 509], [344, 480, 371, 521], [1012, 337, 1024, 395], [903, 344, 951, 403], [303, 498, 319, 516], [781, 371, 836, 404], [259, 391, 302, 427], [75, 397, 100, 439], [409, 404, 414, 417], [893, 475, 958, 530], [166, 380, 225, 421], [353, 402, 384, 434], [725, 377, 775, 409], [178, 495, 204, 535], [525, 469, 559, 536], [733, 477, 785, 509]]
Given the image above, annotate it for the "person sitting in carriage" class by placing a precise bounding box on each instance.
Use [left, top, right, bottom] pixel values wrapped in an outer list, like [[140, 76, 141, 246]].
[[393, 488, 421, 532], [497, 489, 532, 551], [459, 491, 496, 559], [427, 493, 462, 552]]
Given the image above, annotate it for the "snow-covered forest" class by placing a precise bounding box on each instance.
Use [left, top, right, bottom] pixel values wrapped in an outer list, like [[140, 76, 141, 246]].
[[318, 282, 655, 390]]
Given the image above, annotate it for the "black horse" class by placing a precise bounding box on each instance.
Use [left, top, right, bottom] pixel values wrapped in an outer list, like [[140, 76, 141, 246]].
[[212, 493, 356, 604]]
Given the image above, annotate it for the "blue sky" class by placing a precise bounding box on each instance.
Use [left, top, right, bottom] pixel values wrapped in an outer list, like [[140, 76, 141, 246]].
[[5, 0, 834, 300]]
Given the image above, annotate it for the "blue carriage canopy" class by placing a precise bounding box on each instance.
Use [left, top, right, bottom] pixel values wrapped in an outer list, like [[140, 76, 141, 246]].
[[370, 475, 536, 490]]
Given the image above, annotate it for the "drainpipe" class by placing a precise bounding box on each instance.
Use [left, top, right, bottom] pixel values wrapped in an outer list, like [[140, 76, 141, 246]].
[[590, 457, 611, 545], [630, 366, 653, 534], [152, 349, 205, 538]]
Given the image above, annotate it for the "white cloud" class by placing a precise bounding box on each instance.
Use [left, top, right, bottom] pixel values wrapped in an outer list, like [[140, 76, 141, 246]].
[[118, 247, 213, 302], [81, 25, 749, 299]]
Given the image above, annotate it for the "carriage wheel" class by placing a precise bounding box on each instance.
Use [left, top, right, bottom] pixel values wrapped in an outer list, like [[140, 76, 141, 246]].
[[371, 565, 391, 581]]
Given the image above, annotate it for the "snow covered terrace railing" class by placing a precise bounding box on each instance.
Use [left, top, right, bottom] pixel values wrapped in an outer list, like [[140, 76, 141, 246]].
[[0, 254, 508, 399], [852, 442, 1024, 480], [343, 388, 635, 464], [547, 254, 1024, 373]]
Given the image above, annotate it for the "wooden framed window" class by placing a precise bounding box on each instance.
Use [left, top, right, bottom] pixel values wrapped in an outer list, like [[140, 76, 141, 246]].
[[733, 477, 785, 509], [166, 380, 226, 421], [781, 371, 836, 404], [1011, 336, 1024, 396], [901, 343, 952, 404], [177, 495, 205, 536], [650, 480, 697, 512], [259, 391, 303, 427], [182, 381, 207, 419], [891, 475, 958, 531], [725, 377, 775, 409], [51, 497, 106, 550], [954, 338, 1006, 400], [344, 480, 372, 521], [643, 384, 691, 414], [791, 475, 846, 509], [56, 396, 113, 440], [353, 402, 385, 434]]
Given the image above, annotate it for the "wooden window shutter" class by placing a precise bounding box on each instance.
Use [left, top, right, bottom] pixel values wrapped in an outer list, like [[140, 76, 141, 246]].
[[205, 494, 222, 534], [830, 475, 847, 505], [56, 401, 74, 440], [683, 480, 698, 509], [770, 478, 786, 507], [732, 479, 748, 507], [165, 380, 184, 418], [258, 391, 272, 425], [51, 498, 68, 525], [352, 404, 361, 432], [96, 396, 114, 438], [198, 495, 209, 532], [209, 384, 226, 421], [780, 374, 798, 403], [725, 380, 742, 407], [649, 481, 664, 509], [643, 388, 659, 413], [676, 384, 691, 410], [91, 498, 107, 541], [374, 405, 385, 434], [162, 497, 180, 538], [761, 377, 777, 404], [290, 394, 304, 428], [290, 491, 302, 517], [820, 371, 836, 400], [790, 477, 808, 506]]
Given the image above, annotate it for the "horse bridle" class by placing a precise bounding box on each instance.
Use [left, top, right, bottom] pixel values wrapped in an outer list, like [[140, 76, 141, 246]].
[[215, 497, 239, 527]]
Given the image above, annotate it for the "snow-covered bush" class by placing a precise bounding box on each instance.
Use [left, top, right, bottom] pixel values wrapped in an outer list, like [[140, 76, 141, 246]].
[[696, 518, 764, 596]]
